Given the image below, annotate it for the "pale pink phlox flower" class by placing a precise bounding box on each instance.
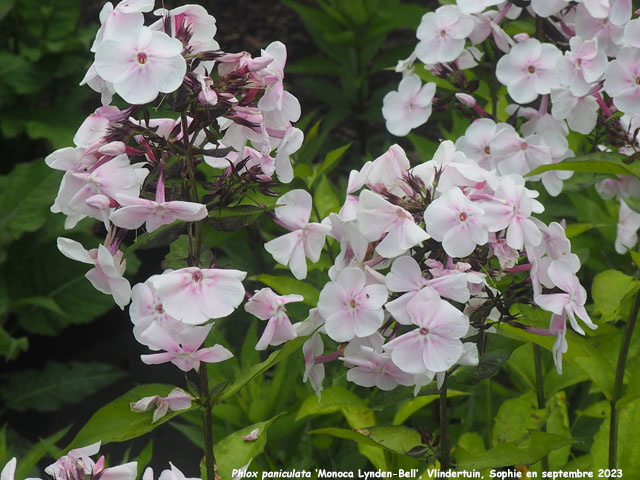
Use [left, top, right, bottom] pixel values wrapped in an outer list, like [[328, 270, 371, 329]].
[[385, 256, 470, 325], [95, 26, 187, 105], [595, 175, 640, 200], [529, 130, 574, 197], [527, 313, 568, 374], [615, 198, 640, 253], [625, 18, 640, 48], [80, 63, 116, 106], [272, 125, 303, 184], [45, 147, 97, 174], [530, 0, 569, 17], [57, 237, 131, 309], [481, 175, 544, 249], [604, 47, 640, 114], [455, 118, 504, 170], [256, 41, 289, 111], [326, 213, 370, 274], [74, 105, 125, 149], [424, 186, 488, 258], [151, 4, 218, 51], [534, 259, 597, 335], [109, 172, 208, 232], [384, 287, 469, 374], [51, 153, 148, 229], [574, 5, 624, 57], [130, 388, 192, 423], [558, 37, 608, 97], [244, 287, 302, 350], [489, 125, 551, 176], [456, 0, 502, 15], [148, 267, 246, 324], [550, 87, 599, 135], [140, 321, 233, 372], [91, 0, 154, 52], [382, 75, 436, 137], [129, 281, 183, 349], [495, 38, 562, 104], [504, 100, 568, 137], [46, 442, 137, 480], [264, 189, 331, 280], [468, 10, 513, 53], [318, 267, 388, 342], [356, 190, 430, 258], [196, 74, 218, 106], [364, 144, 411, 196], [338, 163, 372, 221], [488, 233, 519, 269], [341, 339, 414, 390], [583, 0, 631, 26], [411, 140, 488, 193], [415, 5, 475, 64], [302, 331, 325, 400]]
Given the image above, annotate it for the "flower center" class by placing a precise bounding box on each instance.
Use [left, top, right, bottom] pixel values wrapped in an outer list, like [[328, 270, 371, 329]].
[[483, 146, 490, 155], [155, 303, 164, 314], [419, 327, 430, 335], [440, 29, 447, 38], [576, 58, 583, 68], [137, 52, 148, 65], [349, 298, 357, 309], [636, 76, 640, 86], [527, 65, 536, 74], [192, 271, 203, 283], [459, 212, 467, 222], [520, 142, 528, 151]]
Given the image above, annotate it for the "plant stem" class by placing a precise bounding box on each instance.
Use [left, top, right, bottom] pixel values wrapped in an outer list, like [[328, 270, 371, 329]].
[[439, 375, 451, 471], [609, 289, 640, 469], [533, 344, 549, 471], [181, 111, 203, 261], [200, 364, 216, 480]]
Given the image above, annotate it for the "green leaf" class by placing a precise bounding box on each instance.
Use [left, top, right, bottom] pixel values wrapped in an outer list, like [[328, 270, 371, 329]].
[[392, 391, 467, 425], [20, 0, 79, 40], [546, 393, 572, 469], [407, 133, 439, 161], [456, 431, 575, 470], [67, 384, 189, 450], [308, 426, 423, 457], [314, 144, 351, 180], [526, 152, 640, 178], [492, 392, 548, 446], [591, 269, 639, 322], [0, 324, 28, 361], [0, 53, 43, 96], [297, 386, 376, 428], [161, 235, 212, 270], [133, 441, 153, 476], [451, 334, 519, 385], [251, 274, 319, 306], [314, 175, 340, 219], [0, 161, 61, 246], [10, 296, 64, 315], [124, 221, 188, 256], [1, 361, 124, 412], [207, 205, 273, 232], [215, 415, 282, 479], [218, 335, 307, 402]]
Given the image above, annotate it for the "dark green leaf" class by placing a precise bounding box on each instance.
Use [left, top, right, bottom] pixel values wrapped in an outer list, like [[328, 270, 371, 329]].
[[526, 152, 640, 178], [207, 205, 272, 232], [1, 361, 124, 412], [124, 221, 188, 256], [0, 324, 28, 360], [15, 427, 70, 480]]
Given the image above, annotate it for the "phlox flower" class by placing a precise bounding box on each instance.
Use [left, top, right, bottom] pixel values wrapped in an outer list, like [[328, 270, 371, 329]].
[[91, 0, 154, 52], [151, 4, 218, 52], [155, 463, 200, 480], [456, 0, 502, 15], [574, 5, 624, 57], [57, 238, 131, 309], [109, 171, 207, 232], [384, 287, 469, 374], [318, 267, 388, 342], [140, 322, 233, 372], [244, 287, 302, 350], [148, 267, 246, 324], [303, 331, 325, 400], [130, 388, 192, 423], [45, 442, 137, 480], [550, 87, 599, 135], [557, 37, 608, 97], [1, 459, 15, 480], [415, 5, 474, 65], [264, 189, 331, 280], [129, 281, 182, 349], [382, 75, 436, 137], [424, 186, 488, 258], [489, 125, 551, 176], [495, 38, 562, 104], [257, 41, 288, 111], [364, 144, 411, 196], [534, 260, 597, 335], [341, 344, 414, 391], [583, 0, 631, 26], [356, 190, 430, 258], [455, 119, 504, 170], [530, 0, 569, 17], [604, 47, 640, 114], [481, 176, 544, 250], [95, 26, 186, 105], [615, 198, 640, 253]]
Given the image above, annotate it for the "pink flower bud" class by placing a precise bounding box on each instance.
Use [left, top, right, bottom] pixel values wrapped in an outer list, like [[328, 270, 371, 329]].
[[86, 194, 115, 210], [455, 93, 476, 107], [513, 33, 530, 42]]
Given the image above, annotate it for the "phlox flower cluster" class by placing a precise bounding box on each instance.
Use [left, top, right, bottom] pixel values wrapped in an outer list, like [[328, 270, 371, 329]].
[[382, 0, 640, 253], [46, 0, 305, 377], [264, 141, 593, 398]]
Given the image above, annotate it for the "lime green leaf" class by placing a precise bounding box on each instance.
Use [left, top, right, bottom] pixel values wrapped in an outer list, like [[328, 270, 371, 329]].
[[314, 175, 341, 219], [251, 274, 319, 306], [297, 386, 375, 428], [67, 384, 189, 449], [218, 336, 307, 402], [215, 415, 282, 479], [314, 144, 351, 180], [1, 361, 124, 412], [456, 431, 575, 470], [15, 427, 71, 480], [526, 152, 640, 178], [590, 398, 640, 471], [308, 426, 423, 457], [393, 391, 466, 425], [492, 392, 548, 446], [546, 393, 572, 469], [591, 270, 639, 322]]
